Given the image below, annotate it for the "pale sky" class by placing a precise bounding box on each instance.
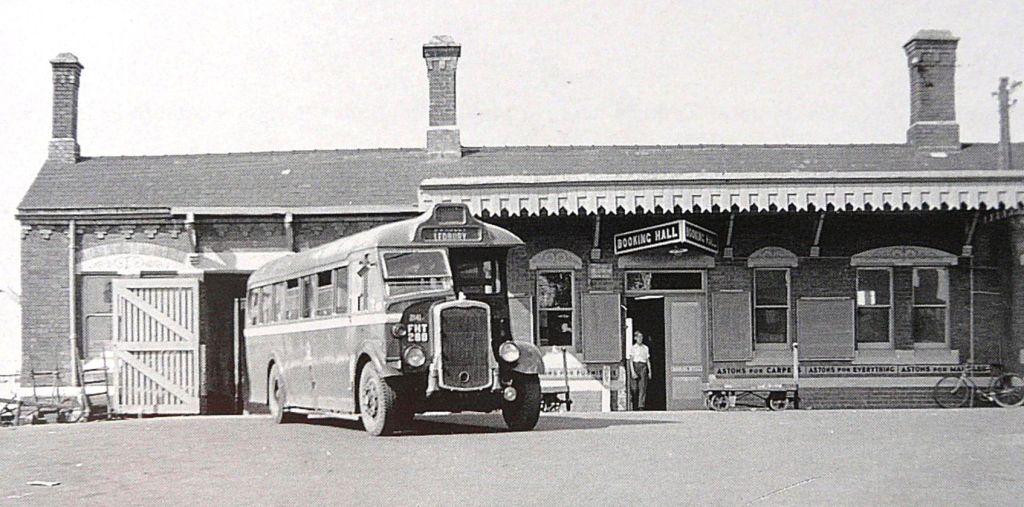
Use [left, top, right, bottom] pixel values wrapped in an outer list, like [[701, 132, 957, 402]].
[[1, 1, 1022, 372]]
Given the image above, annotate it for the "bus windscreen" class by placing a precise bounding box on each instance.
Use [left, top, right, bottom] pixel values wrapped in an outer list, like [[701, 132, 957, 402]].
[[382, 251, 452, 296]]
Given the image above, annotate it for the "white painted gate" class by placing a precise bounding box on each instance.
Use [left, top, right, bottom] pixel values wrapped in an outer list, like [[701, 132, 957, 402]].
[[111, 278, 201, 414]]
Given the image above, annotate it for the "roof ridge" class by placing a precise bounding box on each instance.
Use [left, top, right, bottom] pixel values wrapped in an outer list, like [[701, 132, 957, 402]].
[[83, 146, 423, 160], [468, 143, 916, 151], [63, 141, 1024, 160]]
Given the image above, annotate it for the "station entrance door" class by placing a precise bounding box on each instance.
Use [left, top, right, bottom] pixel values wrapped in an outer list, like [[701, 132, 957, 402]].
[[663, 295, 706, 409], [624, 271, 707, 410]]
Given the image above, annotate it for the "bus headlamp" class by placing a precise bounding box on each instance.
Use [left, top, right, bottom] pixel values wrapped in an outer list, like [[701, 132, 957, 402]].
[[391, 323, 408, 338], [498, 341, 520, 363], [404, 346, 426, 368]]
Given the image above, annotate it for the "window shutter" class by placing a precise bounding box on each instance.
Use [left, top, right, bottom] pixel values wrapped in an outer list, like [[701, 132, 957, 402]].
[[581, 292, 622, 362], [797, 298, 855, 360], [507, 294, 534, 343], [712, 291, 753, 361]]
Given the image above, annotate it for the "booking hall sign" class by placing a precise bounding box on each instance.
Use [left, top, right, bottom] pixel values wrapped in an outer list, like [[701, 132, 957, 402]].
[[613, 220, 719, 256]]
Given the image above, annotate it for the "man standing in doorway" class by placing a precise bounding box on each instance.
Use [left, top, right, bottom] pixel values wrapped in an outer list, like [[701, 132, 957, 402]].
[[629, 331, 651, 410]]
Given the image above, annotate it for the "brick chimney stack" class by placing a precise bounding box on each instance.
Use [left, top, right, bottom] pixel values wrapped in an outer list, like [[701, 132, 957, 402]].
[[48, 53, 83, 164], [423, 35, 461, 158], [904, 30, 960, 149]]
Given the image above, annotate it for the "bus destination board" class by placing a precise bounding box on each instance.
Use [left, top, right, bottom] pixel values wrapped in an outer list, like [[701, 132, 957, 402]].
[[420, 226, 483, 242]]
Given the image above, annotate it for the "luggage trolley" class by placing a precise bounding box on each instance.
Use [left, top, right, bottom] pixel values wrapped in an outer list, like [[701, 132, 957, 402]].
[[704, 343, 801, 411], [541, 347, 572, 412]]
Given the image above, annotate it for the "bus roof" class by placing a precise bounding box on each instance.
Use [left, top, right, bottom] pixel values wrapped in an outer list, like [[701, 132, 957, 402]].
[[248, 203, 523, 287]]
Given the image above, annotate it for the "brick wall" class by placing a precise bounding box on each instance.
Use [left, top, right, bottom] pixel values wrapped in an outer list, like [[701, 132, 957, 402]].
[[20, 226, 71, 383], [77, 224, 191, 252], [195, 216, 405, 252], [800, 387, 937, 409], [197, 219, 287, 251], [294, 217, 401, 250], [906, 123, 959, 148]]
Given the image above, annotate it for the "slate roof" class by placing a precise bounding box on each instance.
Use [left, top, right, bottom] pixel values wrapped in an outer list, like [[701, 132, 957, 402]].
[[18, 142, 1023, 213]]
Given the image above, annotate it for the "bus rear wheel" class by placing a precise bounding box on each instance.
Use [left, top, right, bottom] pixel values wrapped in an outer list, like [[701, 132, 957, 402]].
[[268, 364, 304, 424], [359, 365, 401, 436], [502, 373, 541, 431]]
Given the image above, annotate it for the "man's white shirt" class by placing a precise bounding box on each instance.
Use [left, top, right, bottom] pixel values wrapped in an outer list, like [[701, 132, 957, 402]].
[[630, 343, 650, 364]]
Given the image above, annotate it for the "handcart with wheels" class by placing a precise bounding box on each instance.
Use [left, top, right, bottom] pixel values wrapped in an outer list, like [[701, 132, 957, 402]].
[[541, 347, 572, 412], [0, 367, 85, 426], [0, 397, 22, 426], [0, 392, 82, 426], [703, 379, 799, 411], [703, 342, 801, 411]]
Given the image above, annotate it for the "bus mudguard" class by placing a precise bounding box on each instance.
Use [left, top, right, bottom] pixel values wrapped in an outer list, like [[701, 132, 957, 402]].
[[354, 342, 402, 387], [509, 340, 545, 375]]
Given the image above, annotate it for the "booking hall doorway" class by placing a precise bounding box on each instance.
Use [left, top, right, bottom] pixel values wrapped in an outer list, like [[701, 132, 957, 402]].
[[625, 296, 667, 410], [624, 270, 708, 410]]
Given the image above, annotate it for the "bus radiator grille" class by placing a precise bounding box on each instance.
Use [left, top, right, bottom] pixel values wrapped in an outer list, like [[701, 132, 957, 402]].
[[439, 306, 491, 389]]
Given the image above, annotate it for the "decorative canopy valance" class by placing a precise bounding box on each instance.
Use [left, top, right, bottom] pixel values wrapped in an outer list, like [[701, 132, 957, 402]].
[[419, 170, 1024, 216]]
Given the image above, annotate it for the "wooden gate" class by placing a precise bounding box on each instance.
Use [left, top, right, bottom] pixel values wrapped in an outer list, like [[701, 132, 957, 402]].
[[111, 278, 201, 414]]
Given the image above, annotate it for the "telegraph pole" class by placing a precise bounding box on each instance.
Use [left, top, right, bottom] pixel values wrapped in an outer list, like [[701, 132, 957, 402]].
[[994, 77, 1021, 172]]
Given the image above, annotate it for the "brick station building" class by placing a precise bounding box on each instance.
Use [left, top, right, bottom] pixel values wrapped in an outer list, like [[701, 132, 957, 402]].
[[18, 31, 1024, 413]]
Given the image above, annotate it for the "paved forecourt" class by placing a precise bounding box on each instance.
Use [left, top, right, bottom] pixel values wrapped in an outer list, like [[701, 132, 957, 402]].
[[2, 408, 1022, 505]]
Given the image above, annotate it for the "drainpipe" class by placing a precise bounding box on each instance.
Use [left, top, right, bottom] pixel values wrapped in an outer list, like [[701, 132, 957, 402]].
[[67, 219, 79, 388], [964, 211, 979, 366], [969, 255, 975, 366]]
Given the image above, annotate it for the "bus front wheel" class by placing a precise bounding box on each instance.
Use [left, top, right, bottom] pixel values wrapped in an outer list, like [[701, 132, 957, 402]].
[[359, 365, 400, 436], [502, 373, 542, 431]]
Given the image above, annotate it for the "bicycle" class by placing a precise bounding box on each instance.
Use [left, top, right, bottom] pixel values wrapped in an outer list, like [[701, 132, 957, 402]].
[[932, 363, 1024, 408]]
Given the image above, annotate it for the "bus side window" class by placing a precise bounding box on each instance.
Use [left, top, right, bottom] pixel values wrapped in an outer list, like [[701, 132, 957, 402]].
[[285, 279, 300, 320], [334, 266, 349, 314], [316, 270, 333, 317], [273, 282, 285, 322], [302, 276, 314, 319], [248, 289, 260, 325], [261, 285, 273, 324]]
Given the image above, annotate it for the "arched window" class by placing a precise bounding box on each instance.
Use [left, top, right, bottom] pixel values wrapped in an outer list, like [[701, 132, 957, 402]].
[[530, 249, 582, 347], [748, 247, 797, 347], [851, 246, 957, 347]]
